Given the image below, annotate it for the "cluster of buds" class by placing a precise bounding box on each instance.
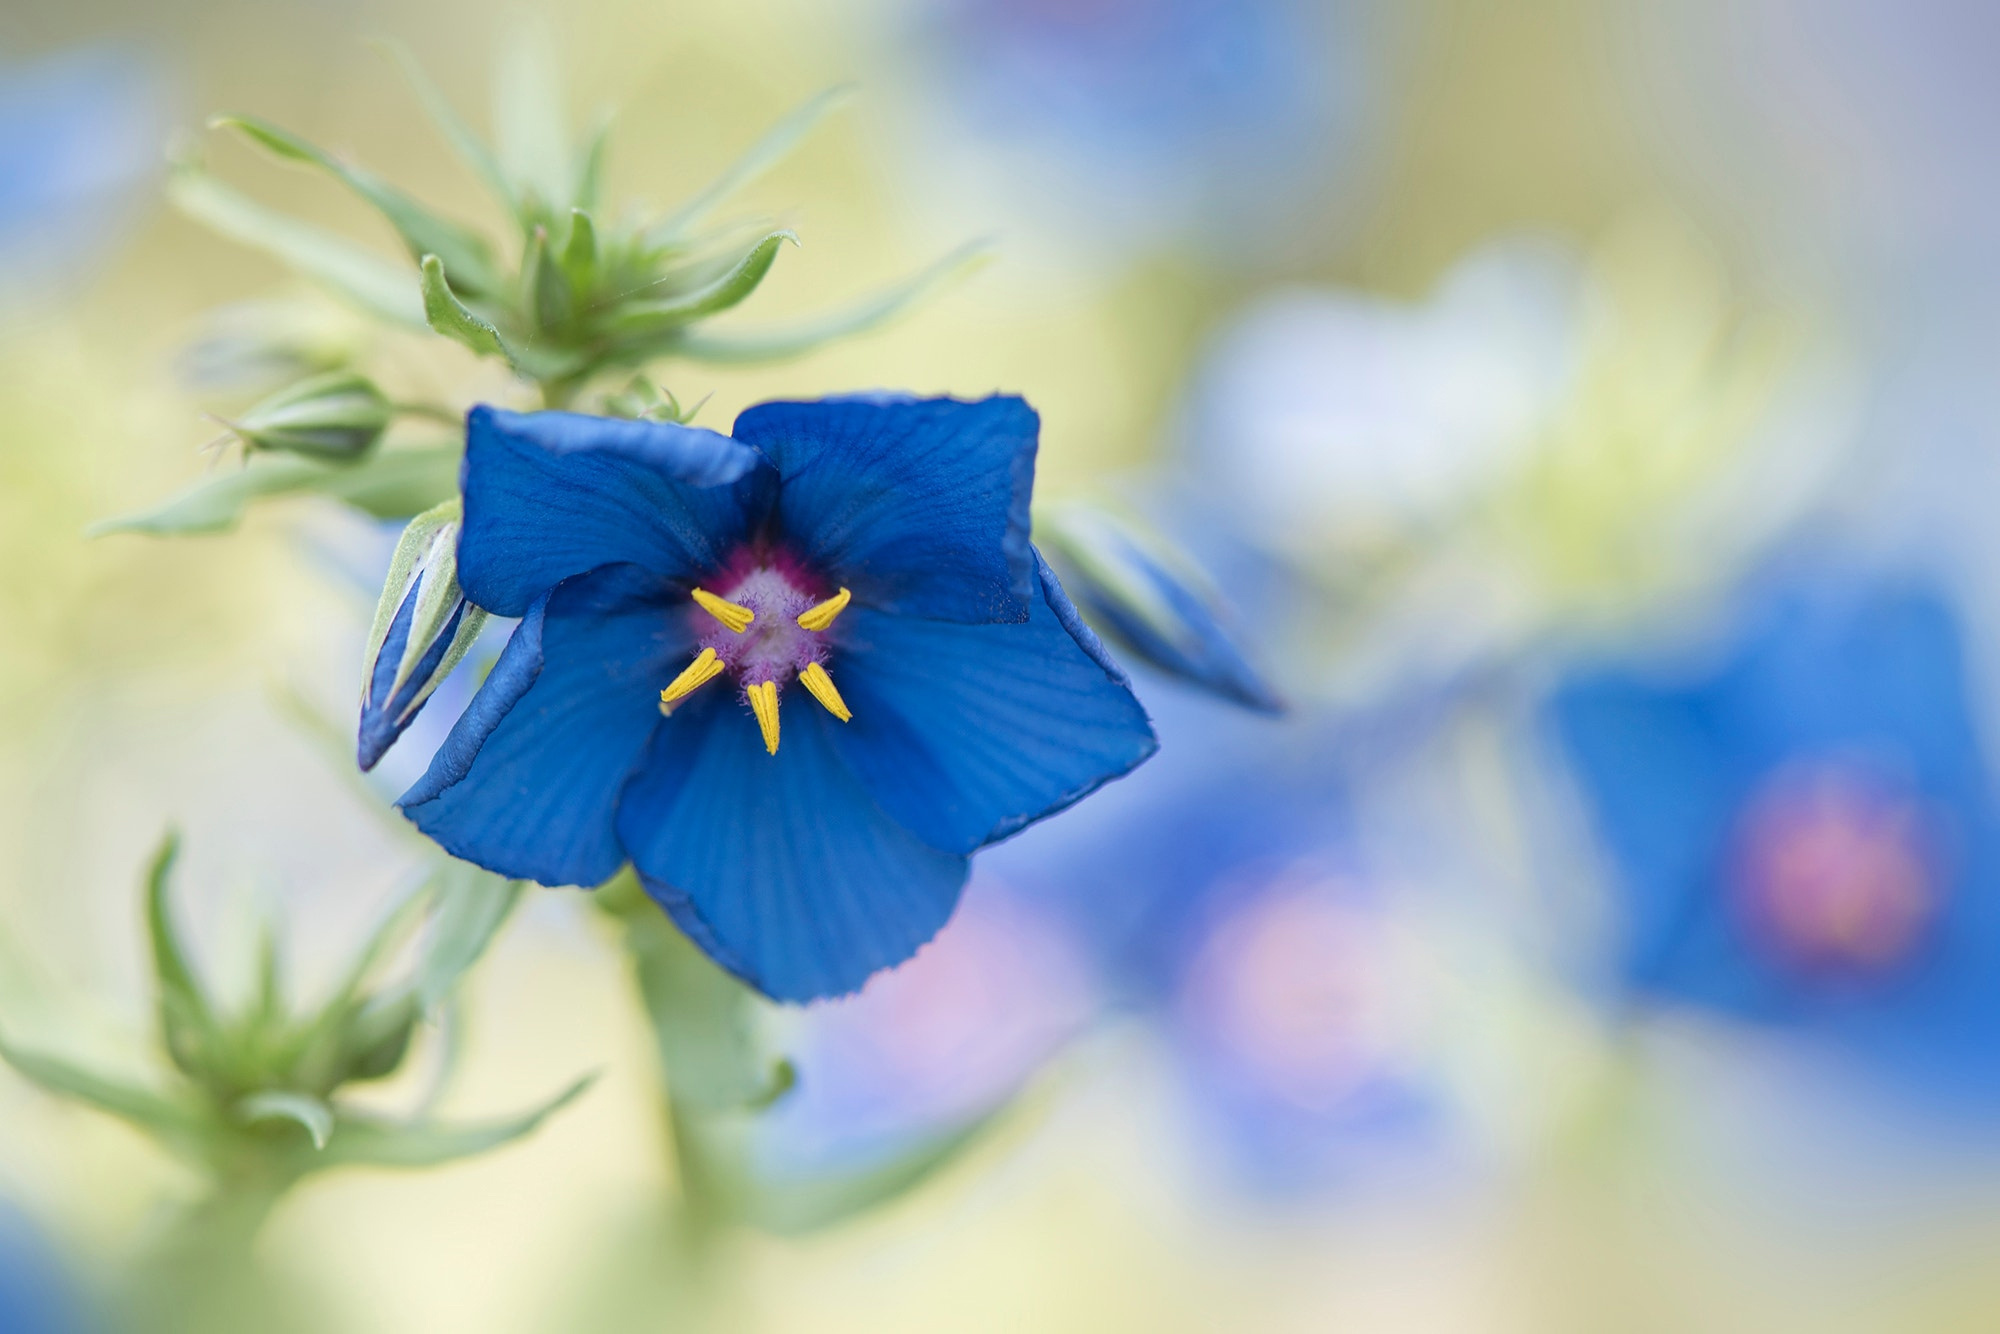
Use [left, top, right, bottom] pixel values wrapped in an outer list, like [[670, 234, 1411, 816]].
[[172, 57, 979, 411], [0, 837, 584, 1209]]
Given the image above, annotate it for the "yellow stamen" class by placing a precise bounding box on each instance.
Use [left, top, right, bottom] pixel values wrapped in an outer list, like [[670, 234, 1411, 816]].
[[659, 648, 724, 713], [691, 587, 754, 634], [798, 661, 852, 722], [747, 680, 781, 754], [796, 586, 851, 632]]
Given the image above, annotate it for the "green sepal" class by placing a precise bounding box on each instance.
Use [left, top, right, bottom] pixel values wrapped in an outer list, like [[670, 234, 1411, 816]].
[[649, 85, 852, 243], [317, 1074, 594, 1169], [672, 240, 991, 364], [88, 443, 462, 537], [746, 1114, 999, 1235], [144, 832, 223, 1082], [601, 229, 797, 338], [362, 498, 490, 720], [213, 114, 503, 298], [419, 254, 517, 366], [521, 224, 574, 330], [560, 209, 598, 291], [337, 992, 420, 1084], [227, 370, 392, 461], [236, 1089, 334, 1150], [168, 166, 424, 328]]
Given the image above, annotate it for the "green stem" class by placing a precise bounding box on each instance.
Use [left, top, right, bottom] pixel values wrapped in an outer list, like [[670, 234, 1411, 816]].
[[390, 400, 465, 426]]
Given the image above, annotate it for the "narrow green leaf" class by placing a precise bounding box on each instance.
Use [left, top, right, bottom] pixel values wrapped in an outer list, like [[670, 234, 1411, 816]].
[[748, 1115, 998, 1235], [315, 442, 463, 519], [494, 23, 572, 216], [213, 114, 502, 297], [416, 862, 524, 1012], [601, 230, 797, 337], [238, 1089, 333, 1149], [376, 38, 517, 213], [88, 444, 462, 538], [671, 240, 991, 364], [0, 1031, 205, 1151], [144, 833, 221, 1081], [650, 86, 853, 242], [319, 1074, 594, 1169], [573, 113, 612, 216], [168, 168, 423, 327], [419, 255, 517, 368]]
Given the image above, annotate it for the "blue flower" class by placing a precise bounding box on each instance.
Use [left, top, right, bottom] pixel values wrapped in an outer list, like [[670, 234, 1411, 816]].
[[1547, 572, 2000, 1092], [401, 396, 1157, 1000], [972, 696, 1479, 1194]]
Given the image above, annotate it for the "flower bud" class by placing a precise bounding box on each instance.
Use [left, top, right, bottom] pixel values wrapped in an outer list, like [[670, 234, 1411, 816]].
[[227, 369, 392, 461], [359, 500, 489, 771], [1040, 504, 1284, 714]]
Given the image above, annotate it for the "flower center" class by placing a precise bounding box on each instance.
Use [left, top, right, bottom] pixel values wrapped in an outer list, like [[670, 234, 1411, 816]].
[[699, 565, 828, 687], [656, 551, 854, 755], [1179, 868, 1420, 1114], [1731, 761, 1943, 981]]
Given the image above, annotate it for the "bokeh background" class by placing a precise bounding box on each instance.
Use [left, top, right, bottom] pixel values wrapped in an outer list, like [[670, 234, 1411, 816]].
[[8, 0, 2000, 1330]]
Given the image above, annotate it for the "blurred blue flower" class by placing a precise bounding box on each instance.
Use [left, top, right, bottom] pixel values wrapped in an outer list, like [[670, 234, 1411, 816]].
[[1549, 571, 2000, 1093], [0, 1203, 84, 1334], [402, 397, 1157, 1001], [775, 694, 1475, 1196], [911, 0, 1386, 251], [0, 44, 162, 304], [757, 877, 1095, 1175]]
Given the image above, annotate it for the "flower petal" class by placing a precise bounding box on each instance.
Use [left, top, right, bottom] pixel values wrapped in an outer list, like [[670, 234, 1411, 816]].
[[458, 406, 769, 616], [401, 564, 690, 887], [732, 395, 1037, 624], [616, 691, 969, 1002], [825, 551, 1158, 855]]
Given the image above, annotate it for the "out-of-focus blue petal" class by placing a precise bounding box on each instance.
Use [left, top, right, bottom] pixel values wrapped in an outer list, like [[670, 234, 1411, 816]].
[[616, 690, 970, 1002], [0, 45, 163, 304], [1548, 574, 2000, 1082], [1044, 510, 1283, 713], [457, 406, 768, 616], [827, 553, 1157, 855], [356, 579, 468, 771], [0, 1202, 82, 1334], [402, 564, 691, 886], [733, 396, 1037, 624]]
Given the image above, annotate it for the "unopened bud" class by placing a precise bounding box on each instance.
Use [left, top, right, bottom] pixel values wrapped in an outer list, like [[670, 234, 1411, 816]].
[[226, 370, 391, 461], [358, 500, 489, 770], [1041, 505, 1284, 714]]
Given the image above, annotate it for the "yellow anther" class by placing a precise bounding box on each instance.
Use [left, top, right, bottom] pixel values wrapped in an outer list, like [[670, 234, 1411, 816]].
[[798, 661, 852, 722], [659, 648, 725, 712], [796, 586, 852, 632], [747, 680, 781, 755], [691, 587, 754, 634]]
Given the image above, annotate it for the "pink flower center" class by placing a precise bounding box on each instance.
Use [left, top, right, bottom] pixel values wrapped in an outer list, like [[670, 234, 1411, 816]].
[[696, 561, 832, 691], [1731, 762, 1943, 980]]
